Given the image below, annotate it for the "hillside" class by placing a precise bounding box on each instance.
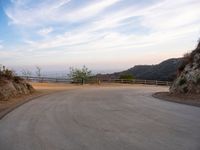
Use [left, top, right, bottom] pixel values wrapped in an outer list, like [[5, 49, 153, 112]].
[[0, 67, 34, 101], [97, 58, 183, 81], [170, 42, 200, 94]]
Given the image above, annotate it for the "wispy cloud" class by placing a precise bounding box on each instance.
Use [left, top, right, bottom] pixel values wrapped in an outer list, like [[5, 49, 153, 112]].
[[6, 0, 72, 26], [2, 0, 200, 70], [5, 0, 120, 27], [37, 27, 53, 36], [21, 0, 200, 51], [0, 41, 3, 49]]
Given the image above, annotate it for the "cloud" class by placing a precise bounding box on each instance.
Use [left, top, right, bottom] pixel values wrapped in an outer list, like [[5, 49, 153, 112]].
[[140, 0, 200, 30], [37, 27, 53, 36], [5, 0, 120, 27], [2, 0, 200, 69], [0, 41, 3, 49], [23, 6, 200, 53]]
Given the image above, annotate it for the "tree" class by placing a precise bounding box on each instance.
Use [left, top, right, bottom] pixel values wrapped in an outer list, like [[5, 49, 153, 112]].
[[35, 66, 42, 77], [21, 69, 32, 77], [68, 66, 92, 84]]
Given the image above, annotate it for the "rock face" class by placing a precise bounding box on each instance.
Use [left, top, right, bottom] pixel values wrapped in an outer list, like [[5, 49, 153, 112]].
[[0, 78, 34, 101], [170, 42, 200, 94]]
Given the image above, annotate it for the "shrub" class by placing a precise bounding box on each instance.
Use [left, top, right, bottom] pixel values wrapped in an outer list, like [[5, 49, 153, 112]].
[[13, 76, 24, 83], [68, 66, 92, 84], [179, 78, 186, 86], [3, 69, 15, 79], [119, 74, 134, 80], [183, 86, 188, 93]]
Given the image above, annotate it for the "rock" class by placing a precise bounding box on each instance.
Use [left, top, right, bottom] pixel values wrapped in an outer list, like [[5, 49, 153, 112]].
[[0, 78, 34, 101], [170, 42, 200, 94]]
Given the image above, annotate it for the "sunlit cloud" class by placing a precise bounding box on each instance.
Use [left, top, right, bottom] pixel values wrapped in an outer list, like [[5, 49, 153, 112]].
[[37, 27, 53, 36], [5, 0, 120, 26], [0, 40, 3, 49], [1, 0, 200, 71]]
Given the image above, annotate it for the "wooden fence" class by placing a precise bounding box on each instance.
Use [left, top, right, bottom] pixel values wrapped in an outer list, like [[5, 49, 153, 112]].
[[19, 76, 73, 83], [19, 76, 172, 86]]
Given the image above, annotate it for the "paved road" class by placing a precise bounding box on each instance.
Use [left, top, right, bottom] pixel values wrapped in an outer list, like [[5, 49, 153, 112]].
[[0, 86, 200, 150]]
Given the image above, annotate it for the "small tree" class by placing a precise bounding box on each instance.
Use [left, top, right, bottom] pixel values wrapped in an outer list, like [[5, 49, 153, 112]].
[[68, 66, 92, 84]]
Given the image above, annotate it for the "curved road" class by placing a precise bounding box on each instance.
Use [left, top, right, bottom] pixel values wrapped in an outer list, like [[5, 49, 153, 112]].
[[0, 86, 200, 150]]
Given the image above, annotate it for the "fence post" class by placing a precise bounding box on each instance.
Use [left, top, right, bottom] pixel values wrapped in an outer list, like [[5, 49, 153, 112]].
[[155, 80, 158, 85]]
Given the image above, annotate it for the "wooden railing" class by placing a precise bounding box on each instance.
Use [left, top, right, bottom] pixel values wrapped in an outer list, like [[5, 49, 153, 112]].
[[19, 76, 73, 83], [92, 79, 172, 86], [19, 76, 172, 86]]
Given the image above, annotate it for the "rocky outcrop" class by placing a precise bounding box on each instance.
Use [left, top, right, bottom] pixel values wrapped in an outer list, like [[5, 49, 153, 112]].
[[0, 78, 34, 101], [170, 42, 200, 94]]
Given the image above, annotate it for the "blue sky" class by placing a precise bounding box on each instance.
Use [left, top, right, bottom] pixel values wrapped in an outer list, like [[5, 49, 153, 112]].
[[0, 0, 200, 75]]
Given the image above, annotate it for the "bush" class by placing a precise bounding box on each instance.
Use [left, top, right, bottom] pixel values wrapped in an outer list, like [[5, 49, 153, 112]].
[[119, 74, 134, 80], [68, 66, 92, 84], [183, 86, 188, 93], [13, 76, 24, 83], [179, 78, 186, 86], [3, 69, 15, 79]]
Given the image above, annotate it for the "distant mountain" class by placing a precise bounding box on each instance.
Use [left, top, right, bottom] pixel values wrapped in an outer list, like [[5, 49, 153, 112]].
[[97, 58, 183, 81]]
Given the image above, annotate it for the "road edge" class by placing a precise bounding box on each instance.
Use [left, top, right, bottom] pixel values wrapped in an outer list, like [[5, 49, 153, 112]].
[[0, 93, 50, 120], [152, 92, 200, 108]]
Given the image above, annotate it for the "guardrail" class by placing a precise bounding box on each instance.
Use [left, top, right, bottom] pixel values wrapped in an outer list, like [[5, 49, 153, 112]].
[[19, 76, 172, 86], [94, 79, 172, 86], [19, 76, 72, 83]]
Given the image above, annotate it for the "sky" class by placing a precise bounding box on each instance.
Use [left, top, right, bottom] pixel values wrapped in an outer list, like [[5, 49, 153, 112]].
[[0, 0, 200, 76]]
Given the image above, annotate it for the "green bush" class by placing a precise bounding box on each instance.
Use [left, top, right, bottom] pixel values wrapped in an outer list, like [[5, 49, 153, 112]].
[[119, 74, 134, 80], [68, 66, 92, 84], [179, 78, 186, 86]]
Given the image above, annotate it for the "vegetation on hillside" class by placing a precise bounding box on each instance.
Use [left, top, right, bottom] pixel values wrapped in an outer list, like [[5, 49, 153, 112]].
[[119, 74, 134, 80], [0, 65, 23, 84], [96, 58, 183, 81]]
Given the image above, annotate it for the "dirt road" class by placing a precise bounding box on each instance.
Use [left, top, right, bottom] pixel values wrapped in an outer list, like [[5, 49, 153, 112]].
[[0, 85, 200, 150]]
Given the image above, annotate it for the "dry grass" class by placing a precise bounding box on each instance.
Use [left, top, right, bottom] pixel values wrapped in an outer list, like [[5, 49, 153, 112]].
[[31, 82, 79, 92]]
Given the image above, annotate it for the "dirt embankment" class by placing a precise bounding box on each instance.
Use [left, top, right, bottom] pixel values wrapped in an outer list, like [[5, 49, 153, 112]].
[[0, 79, 34, 101], [153, 92, 200, 107]]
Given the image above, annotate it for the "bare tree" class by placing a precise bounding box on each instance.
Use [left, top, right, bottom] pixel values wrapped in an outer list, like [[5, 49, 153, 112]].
[[21, 69, 32, 77], [35, 66, 42, 78]]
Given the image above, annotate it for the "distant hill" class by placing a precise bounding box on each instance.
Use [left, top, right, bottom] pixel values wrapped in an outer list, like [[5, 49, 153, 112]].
[[97, 58, 183, 81]]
